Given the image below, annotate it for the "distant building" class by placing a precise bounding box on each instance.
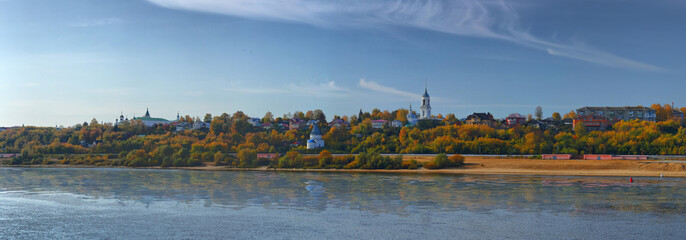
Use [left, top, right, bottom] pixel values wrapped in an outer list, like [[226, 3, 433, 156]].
[[261, 123, 273, 130], [247, 118, 261, 127], [576, 106, 656, 122], [506, 113, 526, 126], [192, 121, 210, 130], [131, 108, 171, 127], [673, 110, 684, 120], [391, 120, 402, 128], [329, 119, 349, 129], [525, 120, 547, 130], [573, 115, 610, 131], [371, 119, 388, 129], [257, 153, 280, 159], [289, 119, 306, 130], [306, 120, 318, 126], [306, 124, 325, 149], [465, 113, 496, 127], [406, 105, 418, 126], [173, 122, 192, 131]]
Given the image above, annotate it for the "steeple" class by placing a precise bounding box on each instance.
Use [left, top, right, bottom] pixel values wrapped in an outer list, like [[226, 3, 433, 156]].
[[144, 108, 150, 118], [423, 80, 429, 97], [310, 123, 321, 136], [420, 81, 431, 119]]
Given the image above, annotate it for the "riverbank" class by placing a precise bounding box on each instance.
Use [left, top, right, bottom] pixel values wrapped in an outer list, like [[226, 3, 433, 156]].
[[5, 156, 685, 177], [173, 157, 686, 177]]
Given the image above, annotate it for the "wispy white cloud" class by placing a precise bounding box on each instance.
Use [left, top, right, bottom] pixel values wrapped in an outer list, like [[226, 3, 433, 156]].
[[358, 78, 418, 99], [227, 80, 348, 97], [474, 55, 520, 62], [146, 0, 662, 71], [70, 17, 124, 27]]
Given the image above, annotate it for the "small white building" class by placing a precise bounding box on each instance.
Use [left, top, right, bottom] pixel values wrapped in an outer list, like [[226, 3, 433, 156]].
[[306, 124, 325, 149], [391, 120, 402, 128], [248, 118, 261, 127], [192, 121, 210, 130], [371, 119, 388, 129], [406, 105, 418, 126]]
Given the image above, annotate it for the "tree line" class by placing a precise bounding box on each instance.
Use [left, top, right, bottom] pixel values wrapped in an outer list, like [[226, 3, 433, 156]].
[[1, 105, 685, 168]]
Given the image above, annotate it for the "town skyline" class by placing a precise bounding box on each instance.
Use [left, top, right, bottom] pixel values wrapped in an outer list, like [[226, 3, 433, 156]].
[[2, 0, 686, 126]]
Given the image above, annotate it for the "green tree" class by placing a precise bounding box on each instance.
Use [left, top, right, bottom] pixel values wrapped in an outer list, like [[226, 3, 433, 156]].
[[237, 149, 257, 167], [575, 122, 587, 136], [213, 151, 225, 165]]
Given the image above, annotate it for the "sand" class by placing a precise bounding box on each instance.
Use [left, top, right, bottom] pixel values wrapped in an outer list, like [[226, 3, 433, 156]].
[[174, 157, 686, 178], [3, 156, 685, 177]]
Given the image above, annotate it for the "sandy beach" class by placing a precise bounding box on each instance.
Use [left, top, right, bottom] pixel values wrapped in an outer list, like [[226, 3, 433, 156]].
[[171, 156, 686, 178], [4, 156, 686, 177]]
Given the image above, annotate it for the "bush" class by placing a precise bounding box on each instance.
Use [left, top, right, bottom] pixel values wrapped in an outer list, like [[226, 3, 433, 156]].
[[448, 154, 465, 166], [425, 153, 465, 169], [277, 151, 302, 168], [401, 159, 418, 169]]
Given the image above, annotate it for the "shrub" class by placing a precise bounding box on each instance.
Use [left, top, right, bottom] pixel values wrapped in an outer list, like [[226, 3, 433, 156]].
[[448, 154, 465, 166], [426, 153, 465, 169]]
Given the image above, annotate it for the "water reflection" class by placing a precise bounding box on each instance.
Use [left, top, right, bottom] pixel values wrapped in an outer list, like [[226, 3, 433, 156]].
[[1, 168, 686, 215]]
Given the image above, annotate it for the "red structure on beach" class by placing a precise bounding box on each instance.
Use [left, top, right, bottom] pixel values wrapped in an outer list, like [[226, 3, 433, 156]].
[[542, 154, 572, 160]]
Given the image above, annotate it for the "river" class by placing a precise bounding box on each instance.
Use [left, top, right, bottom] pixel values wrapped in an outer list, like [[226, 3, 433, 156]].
[[1, 168, 685, 239]]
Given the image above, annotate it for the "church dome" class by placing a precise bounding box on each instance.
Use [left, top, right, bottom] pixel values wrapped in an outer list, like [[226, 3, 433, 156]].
[[422, 88, 430, 98]]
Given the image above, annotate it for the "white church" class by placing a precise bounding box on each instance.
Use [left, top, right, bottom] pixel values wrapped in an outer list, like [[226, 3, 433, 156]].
[[406, 84, 437, 125], [306, 123, 325, 149]]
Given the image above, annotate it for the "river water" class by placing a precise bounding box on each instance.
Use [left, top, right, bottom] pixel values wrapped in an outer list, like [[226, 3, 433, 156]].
[[1, 168, 685, 239]]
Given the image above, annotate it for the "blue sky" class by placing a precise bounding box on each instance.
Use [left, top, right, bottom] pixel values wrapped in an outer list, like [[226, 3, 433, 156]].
[[1, 0, 685, 126]]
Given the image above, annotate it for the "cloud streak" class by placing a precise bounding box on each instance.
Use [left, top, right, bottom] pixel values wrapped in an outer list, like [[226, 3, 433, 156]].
[[70, 17, 124, 27], [147, 0, 662, 71], [227, 80, 349, 97], [358, 78, 418, 99]]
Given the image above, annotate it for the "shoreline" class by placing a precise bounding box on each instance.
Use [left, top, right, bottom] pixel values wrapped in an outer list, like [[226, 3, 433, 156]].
[[3, 157, 686, 178]]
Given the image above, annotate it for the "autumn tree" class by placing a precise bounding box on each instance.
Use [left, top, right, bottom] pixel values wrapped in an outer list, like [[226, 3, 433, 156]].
[[563, 111, 577, 119], [444, 114, 458, 124], [204, 114, 212, 123], [318, 150, 333, 167], [651, 103, 673, 122], [395, 109, 409, 123], [237, 149, 257, 167], [552, 112, 562, 121], [262, 111, 274, 123], [293, 111, 305, 119]]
